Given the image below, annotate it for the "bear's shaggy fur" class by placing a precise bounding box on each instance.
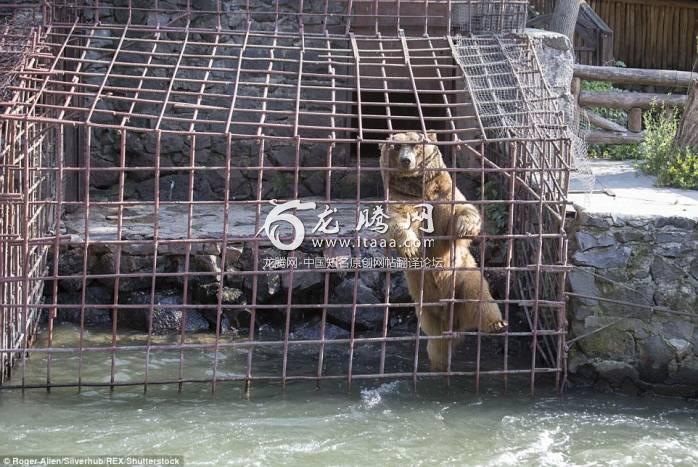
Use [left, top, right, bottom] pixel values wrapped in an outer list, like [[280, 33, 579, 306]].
[[379, 131, 507, 371]]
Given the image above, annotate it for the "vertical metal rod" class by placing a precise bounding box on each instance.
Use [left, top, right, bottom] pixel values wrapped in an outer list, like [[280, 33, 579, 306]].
[[502, 142, 518, 392], [316, 29, 337, 386], [347, 32, 363, 391], [245, 0, 281, 398], [474, 140, 485, 394], [377, 32, 393, 376]]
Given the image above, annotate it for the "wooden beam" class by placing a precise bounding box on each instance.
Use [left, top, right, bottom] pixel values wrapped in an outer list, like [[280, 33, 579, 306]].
[[579, 90, 687, 109], [582, 129, 644, 145], [583, 108, 628, 132], [574, 64, 697, 87]]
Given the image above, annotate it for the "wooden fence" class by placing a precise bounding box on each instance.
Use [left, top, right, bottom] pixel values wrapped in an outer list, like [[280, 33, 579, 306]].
[[532, 0, 698, 71], [573, 64, 694, 144]]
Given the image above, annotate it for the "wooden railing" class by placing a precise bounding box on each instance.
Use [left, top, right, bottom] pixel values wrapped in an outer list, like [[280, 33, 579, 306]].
[[572, 64, 695, 144]]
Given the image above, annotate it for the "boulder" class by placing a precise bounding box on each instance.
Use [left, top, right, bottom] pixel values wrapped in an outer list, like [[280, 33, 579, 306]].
[[55, 286, 113, 328], [327, 277, 386, 331], [119, 290, 210, 334]]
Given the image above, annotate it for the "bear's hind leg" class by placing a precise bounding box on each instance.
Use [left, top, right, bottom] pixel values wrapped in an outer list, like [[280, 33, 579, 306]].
[[419, 307, 454, 371], [458, 271, 507, 334]]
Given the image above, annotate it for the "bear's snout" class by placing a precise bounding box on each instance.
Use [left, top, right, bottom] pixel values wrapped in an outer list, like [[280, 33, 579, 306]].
[[398, 145, 415, 169]]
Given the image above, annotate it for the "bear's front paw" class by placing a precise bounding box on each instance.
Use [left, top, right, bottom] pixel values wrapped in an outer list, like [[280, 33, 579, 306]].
[[455, 214, 481, 237], [487, 320, 508, 333], [399, 230, 421, 258], [401, 244, 420, 258]]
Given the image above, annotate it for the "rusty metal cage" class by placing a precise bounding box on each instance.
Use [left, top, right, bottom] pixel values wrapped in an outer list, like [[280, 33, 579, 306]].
[[0, 0, 571, 394]]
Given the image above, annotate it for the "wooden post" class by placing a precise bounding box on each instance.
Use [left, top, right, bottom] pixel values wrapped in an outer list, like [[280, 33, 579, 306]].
[[571, 77, 582, 102], [628, 107, 643, 133]]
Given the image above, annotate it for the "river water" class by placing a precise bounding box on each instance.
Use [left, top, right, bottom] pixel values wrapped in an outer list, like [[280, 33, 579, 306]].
[[1, 325, 697, 466]]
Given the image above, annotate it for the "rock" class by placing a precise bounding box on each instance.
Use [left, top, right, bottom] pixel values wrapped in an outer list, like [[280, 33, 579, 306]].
[[55, 287, 113, 327], [192, 282, 249, 332], [119, 290, 210, 334], [592, 360, 639, 388], [290, 317, 350, 341], [234, 248, 284, 302], [280, 253, 325, 292], [653, 282, 697, 314], [614, 228, 646, 243], [650, 256, 685, 283], [668, 354, 698, 386], [656, 217, 696, 230], [527, 29, 574, 125], [637, 335, 674, 383], [331, 171, 383, 199], [327, 277, 386, 331], [90, 153, 120, 189], [575, 231, 615, 251], [662, 319, 695, 342], [666, 338, 691, 359], [656, 241, 692, 258], [567, 268, 599, 305], [690, 258, 698, 281], [576, 213, 613, 229], [115, 254, 180, 291], [573, 246, 631, 269], [655, 230, 691, 244], [55, 248, 89, 293], [388, 273, 412, 303]]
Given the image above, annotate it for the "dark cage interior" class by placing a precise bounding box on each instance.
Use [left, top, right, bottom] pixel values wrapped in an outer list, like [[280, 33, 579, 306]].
[[0, 0, 570, 394]]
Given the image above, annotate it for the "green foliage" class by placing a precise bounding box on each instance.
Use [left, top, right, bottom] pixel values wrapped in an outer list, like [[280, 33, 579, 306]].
[[478, 180, 508, 234], [587, 143, 639, 161], [637, 106, 698, 190], [582, 79, 637, 160]]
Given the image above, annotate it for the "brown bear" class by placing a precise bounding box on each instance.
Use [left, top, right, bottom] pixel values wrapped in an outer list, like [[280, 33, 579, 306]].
[[379, 131, 507, 371]]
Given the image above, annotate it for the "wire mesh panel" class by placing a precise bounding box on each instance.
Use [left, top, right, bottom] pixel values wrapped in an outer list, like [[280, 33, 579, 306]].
[[0, 0, 571, 394]]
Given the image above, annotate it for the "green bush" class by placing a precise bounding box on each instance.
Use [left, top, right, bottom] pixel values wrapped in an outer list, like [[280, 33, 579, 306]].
[[587, 143, 639, 161], [477, 180, 508, 234], [637, 106, 698, 190]]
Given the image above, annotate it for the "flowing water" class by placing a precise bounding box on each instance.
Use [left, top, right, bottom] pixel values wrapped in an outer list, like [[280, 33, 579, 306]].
[[1, 325, 697, 466]]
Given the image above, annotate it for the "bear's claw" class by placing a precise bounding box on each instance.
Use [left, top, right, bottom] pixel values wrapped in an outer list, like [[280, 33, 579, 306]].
[[488, 320, 508, 333], [401, 244, 420, 258]]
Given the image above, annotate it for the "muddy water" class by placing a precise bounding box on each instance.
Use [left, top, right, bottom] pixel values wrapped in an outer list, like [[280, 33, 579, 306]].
[[0, 325, 697, 466]]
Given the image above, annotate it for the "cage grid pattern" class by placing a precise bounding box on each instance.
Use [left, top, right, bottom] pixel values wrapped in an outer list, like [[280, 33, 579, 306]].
[[0, 1, 571, 393]]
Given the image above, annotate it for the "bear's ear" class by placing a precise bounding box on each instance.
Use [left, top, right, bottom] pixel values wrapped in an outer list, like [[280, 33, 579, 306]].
[[426, 132, 438, 143], [378, 142, 386, 154]]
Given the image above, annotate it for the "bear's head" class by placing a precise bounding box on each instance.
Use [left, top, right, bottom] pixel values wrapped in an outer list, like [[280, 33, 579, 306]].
[[379, 131, 440, 178]]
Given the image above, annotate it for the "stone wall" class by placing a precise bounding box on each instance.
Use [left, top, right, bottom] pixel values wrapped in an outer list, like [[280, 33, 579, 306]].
[[567, 209, 698, 396]]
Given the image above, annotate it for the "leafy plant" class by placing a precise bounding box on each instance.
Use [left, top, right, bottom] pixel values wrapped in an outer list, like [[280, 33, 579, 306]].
[[636, 105, 698, 190], [477, 180, 508, 234], [581, 79, 638, 160], [587, 143, 639, 161]]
